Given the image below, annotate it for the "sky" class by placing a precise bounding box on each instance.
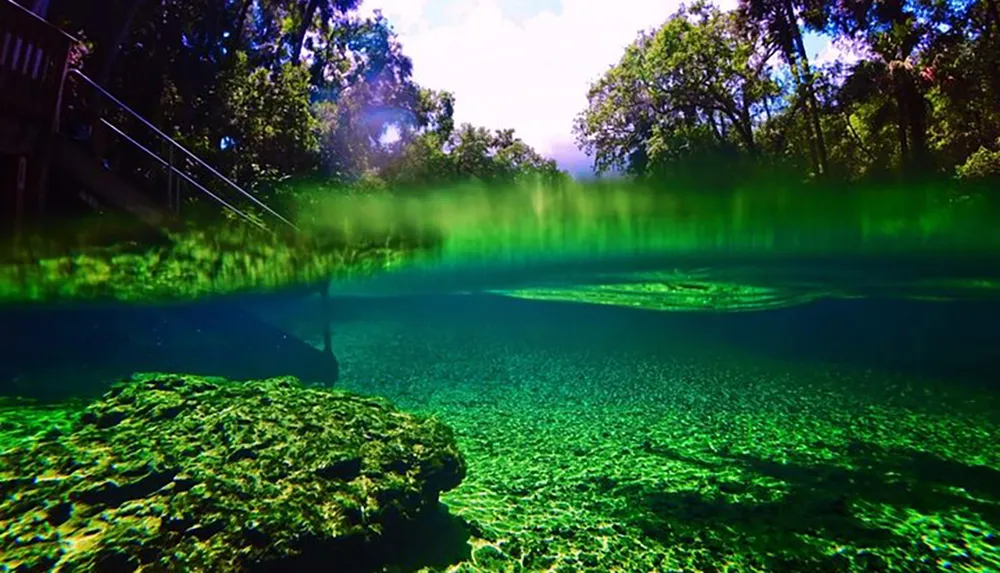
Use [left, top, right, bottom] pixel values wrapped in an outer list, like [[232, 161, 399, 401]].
[[360, 0, 848, 176]]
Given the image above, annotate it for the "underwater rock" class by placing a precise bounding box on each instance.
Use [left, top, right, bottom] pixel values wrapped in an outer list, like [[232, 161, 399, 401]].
[[0, 373, 465, 572]]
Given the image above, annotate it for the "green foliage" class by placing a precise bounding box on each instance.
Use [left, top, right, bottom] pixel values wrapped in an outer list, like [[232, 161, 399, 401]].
[[380, 120, 569, 192], [46, 0, 997, 207], [350, 170, 391, 194], [956, 141, 1000, 181], [577, 0, 1000, 184], [574, 1, 782, 179], [44, 0, 569, 210], [221, 53, 320, 183], [923, 2, 1000, 169]]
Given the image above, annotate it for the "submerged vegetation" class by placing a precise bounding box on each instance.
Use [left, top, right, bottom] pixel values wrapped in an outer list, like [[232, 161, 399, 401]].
[[0, 218, 425, 303], [2, 177, 999, 305], [297, 178, 1000, 261], [0, 373, 465, 571]]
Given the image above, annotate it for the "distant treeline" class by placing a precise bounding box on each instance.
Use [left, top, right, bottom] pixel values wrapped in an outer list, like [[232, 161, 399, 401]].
[[575, 0, 1000, 185], [34, 0, 1000, 199]]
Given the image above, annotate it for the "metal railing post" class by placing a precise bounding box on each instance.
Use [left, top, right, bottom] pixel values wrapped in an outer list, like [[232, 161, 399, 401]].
[[166, 143, 173, 212], [66, 68, 298, 232], [60, 68, 303, 234]]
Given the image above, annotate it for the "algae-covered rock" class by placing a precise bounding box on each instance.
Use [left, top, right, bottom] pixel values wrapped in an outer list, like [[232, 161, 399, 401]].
[[0, 373, 465, 572], [0, 398, 83, 453]]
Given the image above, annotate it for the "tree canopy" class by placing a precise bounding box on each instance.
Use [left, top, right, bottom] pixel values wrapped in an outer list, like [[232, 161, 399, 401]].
[[32, 0, 1000, 203], [39, 0, 567, 200], [575, 0, 1000, 184]]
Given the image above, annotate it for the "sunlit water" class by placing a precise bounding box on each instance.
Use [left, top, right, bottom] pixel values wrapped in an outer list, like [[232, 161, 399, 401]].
[[2, 182, 999, 571]]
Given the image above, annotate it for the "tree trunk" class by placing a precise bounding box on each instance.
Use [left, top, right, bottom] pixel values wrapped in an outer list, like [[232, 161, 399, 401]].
[[87, 0, 145, 160], [231, 0, 254, 52], [291, 0, 322, 64], [899, 71, 929, 172], [796, 58, 829, 177], [740, 100, 758, 154], [987, 0, 1000, 39], [984, 0, 1000, 105], [93, 0, 145, 88], [708, 112, 724, 142], [771, 1, 819, 176], [894, 90, 910, 171], [786, 60, 822, 175], [782, 0, 828, 177]]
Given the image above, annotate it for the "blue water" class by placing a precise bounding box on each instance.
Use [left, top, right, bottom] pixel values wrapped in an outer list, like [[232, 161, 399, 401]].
[[2, 267, 999, 572]]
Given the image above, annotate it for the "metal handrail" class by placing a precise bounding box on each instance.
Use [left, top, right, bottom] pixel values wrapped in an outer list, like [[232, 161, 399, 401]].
[[66, 68, 299, 232], [98, 117, 269, 232]]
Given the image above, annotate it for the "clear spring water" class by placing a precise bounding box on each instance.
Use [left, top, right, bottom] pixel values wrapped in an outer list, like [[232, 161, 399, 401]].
[[2, 183, 999, 572]]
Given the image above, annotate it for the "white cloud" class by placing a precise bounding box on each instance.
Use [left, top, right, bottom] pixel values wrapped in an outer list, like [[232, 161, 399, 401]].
[[364, 0, 431, 35], [361, 0, 738, 172]]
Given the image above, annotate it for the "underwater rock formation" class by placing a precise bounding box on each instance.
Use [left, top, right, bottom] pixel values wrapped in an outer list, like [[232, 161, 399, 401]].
[[0, 373, 466, 572]]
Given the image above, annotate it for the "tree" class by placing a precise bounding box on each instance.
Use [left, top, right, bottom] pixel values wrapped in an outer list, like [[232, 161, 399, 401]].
[[45, 0, 431, 189], [920, 0, 1000, 172], [578, 0, 1000, 183], [574, 1, 783, 178], [305, 11, 425, 179], [824, 0, 942, 174], [288, 0, 361, 64], [219, 54, 320, 182], [739, 0, 830, 177]]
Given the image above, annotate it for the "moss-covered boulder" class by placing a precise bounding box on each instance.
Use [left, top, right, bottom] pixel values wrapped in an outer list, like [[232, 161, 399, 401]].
[[0, 373, 466, 572]]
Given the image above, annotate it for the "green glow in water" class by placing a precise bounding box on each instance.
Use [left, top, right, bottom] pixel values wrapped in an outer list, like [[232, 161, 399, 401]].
[[1, 178, 998, 308]]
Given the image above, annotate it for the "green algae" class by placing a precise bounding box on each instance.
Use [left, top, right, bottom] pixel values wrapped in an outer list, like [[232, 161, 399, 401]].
[[490, 271, 1000, 312], [0, 221, 424, 304], [0, 373, 466, 572], [325, 317, 1000, 573], [314, 180, 1000, 311], [0, 398, 83, 454], [302, 180, 1000, 266], [492, 277, 830, 312], [2, 180, 998, 306]]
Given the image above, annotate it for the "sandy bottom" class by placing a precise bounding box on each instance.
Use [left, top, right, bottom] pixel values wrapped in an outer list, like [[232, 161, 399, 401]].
[[285, 299, 1000, 573], [5, 294, 996, 572]]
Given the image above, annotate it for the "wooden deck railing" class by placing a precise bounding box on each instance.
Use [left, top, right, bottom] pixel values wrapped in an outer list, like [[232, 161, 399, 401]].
[[0, 0, 76, 132]]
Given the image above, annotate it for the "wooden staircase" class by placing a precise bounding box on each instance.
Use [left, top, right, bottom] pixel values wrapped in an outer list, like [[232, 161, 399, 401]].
[[1, 0, 76, 240], [0, 0, 340, 386]]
